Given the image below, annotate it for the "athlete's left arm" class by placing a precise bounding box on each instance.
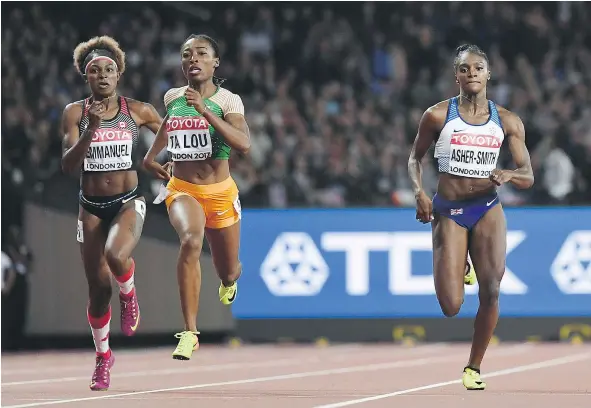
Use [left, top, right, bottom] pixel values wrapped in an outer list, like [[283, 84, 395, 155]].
[[494, 112, 534, 189], [185, 88, 250, 154], [203, 109, 251, 154], [132, 101, 164, 134]]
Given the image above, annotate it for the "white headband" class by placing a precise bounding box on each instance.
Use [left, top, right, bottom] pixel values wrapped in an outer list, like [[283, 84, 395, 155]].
[[84, 55, 118, 74]]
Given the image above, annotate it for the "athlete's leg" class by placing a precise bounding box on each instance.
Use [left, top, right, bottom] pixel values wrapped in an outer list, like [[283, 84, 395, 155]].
[[104, 199, 146, 277], [466, 204, 506, 370], [80, 209, 111, 323], [205, 222, 242, 287], [432, 214, 469, 317], [204, 182, 242, 305], [78, 208, 115, 391], [168, 195, 206, 332], [168, 195, 206, 360], [104, 198, 146, 336]]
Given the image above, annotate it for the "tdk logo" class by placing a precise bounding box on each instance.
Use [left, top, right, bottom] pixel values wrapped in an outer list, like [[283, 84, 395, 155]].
[[260, 231, 529, 296], [260, 232, 329, 296], [551, 231, 591, 294]]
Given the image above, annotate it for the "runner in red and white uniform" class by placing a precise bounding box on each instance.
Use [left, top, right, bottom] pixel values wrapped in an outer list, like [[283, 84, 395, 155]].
[[61, 35, 163, 391]]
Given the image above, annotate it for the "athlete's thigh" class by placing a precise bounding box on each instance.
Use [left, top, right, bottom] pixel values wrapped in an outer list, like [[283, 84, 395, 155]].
[[432, 213, 469, 296], [168, 195, 206, 240], [105, 198, 147, 257], [78, 207, 110, 281], [204, 221, 241, 273], [468, 204, 507, 284]]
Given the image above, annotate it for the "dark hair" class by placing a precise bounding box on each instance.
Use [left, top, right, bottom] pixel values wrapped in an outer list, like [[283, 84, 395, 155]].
[[73, 36, 126, 77], [453, 44, 489, 71], [182, 34, 226, 86]]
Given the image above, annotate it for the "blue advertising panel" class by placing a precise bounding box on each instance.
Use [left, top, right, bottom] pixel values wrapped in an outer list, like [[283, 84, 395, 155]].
[[233, 207, 591, 319]]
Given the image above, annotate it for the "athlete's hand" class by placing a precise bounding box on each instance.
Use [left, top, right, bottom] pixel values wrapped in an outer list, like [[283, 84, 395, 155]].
[[489, 169, 513, 186], [415, 190, 433, 224], [143, 160, 171, 181], [88, 100, 109, 128], [163, 161, 173, 177], [185, 87, 206, 113]]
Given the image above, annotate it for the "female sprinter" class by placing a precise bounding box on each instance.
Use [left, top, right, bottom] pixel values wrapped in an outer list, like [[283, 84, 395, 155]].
[[143, 34, 250, 361], [61, 36, 163, 390], [408, 44, 534, 390]]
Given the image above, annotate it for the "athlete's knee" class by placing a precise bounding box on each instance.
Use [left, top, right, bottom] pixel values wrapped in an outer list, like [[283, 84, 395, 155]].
[[479, 279, 501, 307], [179, 232, 203, 257], [438, 294, 463, 317], [104, 245, 129, 273]]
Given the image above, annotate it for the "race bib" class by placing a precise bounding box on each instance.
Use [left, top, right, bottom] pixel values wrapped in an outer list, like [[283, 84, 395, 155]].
[[84, 128, 133, 172], [448, 132, 501, 178], [77, 220, 83, 243], [167, 116, 212, 161]]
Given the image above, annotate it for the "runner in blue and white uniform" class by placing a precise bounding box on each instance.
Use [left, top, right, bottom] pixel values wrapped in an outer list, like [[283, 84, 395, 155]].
[[408, 44, 534, 390]]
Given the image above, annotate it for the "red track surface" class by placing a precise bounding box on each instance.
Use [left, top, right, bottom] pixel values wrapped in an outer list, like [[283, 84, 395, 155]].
[[2, 343, 590, 407]]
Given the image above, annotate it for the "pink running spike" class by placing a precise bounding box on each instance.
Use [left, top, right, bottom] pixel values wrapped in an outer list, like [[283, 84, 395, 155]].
[[89, 353, 115, 391], [119, 289, 140, 336]]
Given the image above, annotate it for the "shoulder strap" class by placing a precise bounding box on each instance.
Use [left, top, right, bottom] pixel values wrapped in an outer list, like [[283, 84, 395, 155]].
[[82, 97, 91, 117], [120, 96, 130, 116], [444, 97, 459, 124]]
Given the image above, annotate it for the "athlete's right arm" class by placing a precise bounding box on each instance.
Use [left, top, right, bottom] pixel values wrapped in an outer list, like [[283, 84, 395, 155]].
[[408, 106, 441, 223], [142, 114, 171, 181], [408, 107, 440, 195], [60, 102, 102, 174]]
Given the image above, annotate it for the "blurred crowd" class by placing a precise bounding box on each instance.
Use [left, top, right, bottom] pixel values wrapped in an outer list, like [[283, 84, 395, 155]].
[[2, 225, 32, 351], [2, 2, 590, 223]]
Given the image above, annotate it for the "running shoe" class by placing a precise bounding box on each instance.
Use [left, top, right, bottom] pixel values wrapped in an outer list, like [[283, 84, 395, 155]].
[[462, 366, 486, 390], [219, 281, 237, 305], [119, 289, 140, 336], [89, 352, 115, 391], [464, 261, 476, 285], [172, 331, 199, 360]]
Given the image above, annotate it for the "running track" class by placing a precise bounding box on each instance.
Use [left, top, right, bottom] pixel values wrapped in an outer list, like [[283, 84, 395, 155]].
[[2, 343, 590, 407]]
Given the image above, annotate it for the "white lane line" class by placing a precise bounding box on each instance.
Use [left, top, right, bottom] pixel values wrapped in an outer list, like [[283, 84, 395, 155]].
[[1, 343, 433, 376], [2, 357, 318, 386], [2, 344, 448, 386], [3, 347, 481, 408], [312, 351, 591, 408]]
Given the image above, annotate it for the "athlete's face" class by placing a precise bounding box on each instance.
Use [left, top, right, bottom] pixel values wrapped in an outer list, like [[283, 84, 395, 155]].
[[455, 52, 490, 95], [181, 38, 219, 84], [86, 59, 119, 98]]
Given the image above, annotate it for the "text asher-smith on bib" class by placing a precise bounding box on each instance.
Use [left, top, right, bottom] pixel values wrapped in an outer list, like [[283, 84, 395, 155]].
[[447, 131, 502, 178]]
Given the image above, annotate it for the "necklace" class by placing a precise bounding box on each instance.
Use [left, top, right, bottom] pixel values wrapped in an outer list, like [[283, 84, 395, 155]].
[[459, 94, 487, 109]]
